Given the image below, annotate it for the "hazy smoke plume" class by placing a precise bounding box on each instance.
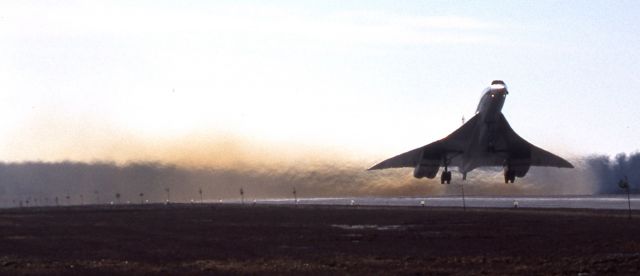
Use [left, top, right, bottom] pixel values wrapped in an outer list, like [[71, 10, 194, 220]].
[[0, 152, 636, 207], [0, 161, 437, 207], [583, 152, 640, 193]]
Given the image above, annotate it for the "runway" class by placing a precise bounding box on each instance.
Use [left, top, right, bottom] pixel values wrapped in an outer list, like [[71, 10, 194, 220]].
[[1, 202, 639, 274], [237, 195, 640, 210], [0, 203, 640, 275]]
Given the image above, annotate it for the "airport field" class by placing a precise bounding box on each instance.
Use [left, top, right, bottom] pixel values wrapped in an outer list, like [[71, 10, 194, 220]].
[[0, 204, 639, 275]]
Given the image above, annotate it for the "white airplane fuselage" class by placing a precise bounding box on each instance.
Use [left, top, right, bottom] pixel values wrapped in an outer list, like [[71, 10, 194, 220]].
[[453, 83, 508, 177]]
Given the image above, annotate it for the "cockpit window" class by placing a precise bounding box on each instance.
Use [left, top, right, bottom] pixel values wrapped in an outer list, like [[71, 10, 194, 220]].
[[490, 80, 507, 90]]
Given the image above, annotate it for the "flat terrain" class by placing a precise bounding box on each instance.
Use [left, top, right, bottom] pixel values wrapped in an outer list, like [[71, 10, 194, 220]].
[[0, 204, 639, 275]]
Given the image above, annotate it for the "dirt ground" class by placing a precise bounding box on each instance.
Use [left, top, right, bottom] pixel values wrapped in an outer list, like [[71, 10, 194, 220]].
[[0, 204, 639, 275]]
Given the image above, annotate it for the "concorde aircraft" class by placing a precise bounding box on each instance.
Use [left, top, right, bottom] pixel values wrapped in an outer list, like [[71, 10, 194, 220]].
[[369, 80, 573, 184]]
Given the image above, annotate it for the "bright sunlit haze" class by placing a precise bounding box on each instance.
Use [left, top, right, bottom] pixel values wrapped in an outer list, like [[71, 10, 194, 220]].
[[1, 1, 639, 167]]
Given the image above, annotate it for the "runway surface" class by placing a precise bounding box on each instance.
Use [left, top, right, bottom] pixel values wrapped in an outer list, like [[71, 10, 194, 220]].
[[240, 195, 640, 210], [0, 203, 639, 275]]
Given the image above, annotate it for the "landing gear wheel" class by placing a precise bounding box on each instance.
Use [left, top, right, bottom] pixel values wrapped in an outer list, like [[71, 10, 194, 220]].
[[441, 171, 452, 184], [441, 158, 453, 184], [504, 170, 516, 183]]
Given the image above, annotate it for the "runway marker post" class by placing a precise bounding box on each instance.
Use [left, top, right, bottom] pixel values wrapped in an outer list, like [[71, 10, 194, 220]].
[[461, 182, 466, 211], [293, 187, 297, 206], [618, 176, 631, 219]]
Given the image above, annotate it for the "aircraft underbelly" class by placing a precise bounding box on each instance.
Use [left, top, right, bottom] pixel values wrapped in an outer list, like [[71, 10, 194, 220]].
[[459, 119, 505, 173], [460, 121, 485, 173]]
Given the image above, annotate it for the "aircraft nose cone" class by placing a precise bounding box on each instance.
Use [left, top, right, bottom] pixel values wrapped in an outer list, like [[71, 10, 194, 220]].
[[489, 81, 508, 95], [490, 83, 505, 90], [491, 87, 508, 96]]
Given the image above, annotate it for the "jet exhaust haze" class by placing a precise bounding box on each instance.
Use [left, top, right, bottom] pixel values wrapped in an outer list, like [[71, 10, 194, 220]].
[[0, 152, 635, 207]]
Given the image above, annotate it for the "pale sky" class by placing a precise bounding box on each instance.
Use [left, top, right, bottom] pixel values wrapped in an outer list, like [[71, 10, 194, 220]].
[[0, 1, 639, 166]]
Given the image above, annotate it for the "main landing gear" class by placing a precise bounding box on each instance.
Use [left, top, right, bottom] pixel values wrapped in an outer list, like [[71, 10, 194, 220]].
[[504, 168, 516, 184], [440, 166, 452, 184]]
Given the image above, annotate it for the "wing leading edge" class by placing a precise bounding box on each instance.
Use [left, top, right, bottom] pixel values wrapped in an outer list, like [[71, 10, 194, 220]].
[[497, 113, 573, 168], [368, 115, 480, 170], [368, 113, 573, 171]]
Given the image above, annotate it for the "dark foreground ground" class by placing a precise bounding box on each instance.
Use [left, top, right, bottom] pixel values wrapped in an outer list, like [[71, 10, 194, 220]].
[[0, 204, 640, 275]]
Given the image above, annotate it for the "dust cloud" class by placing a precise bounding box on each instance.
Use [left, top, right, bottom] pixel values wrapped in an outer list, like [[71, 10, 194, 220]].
[[0, 160, 438, 207], [0, 149, 636, 207], [0, 117, 636, 206]]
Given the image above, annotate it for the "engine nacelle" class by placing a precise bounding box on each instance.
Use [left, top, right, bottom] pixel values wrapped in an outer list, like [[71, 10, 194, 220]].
[[413, 164, 439, 179]]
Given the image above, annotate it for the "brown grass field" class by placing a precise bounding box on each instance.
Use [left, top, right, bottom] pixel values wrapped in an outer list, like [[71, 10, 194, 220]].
[[0, 203, 639, 275]]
